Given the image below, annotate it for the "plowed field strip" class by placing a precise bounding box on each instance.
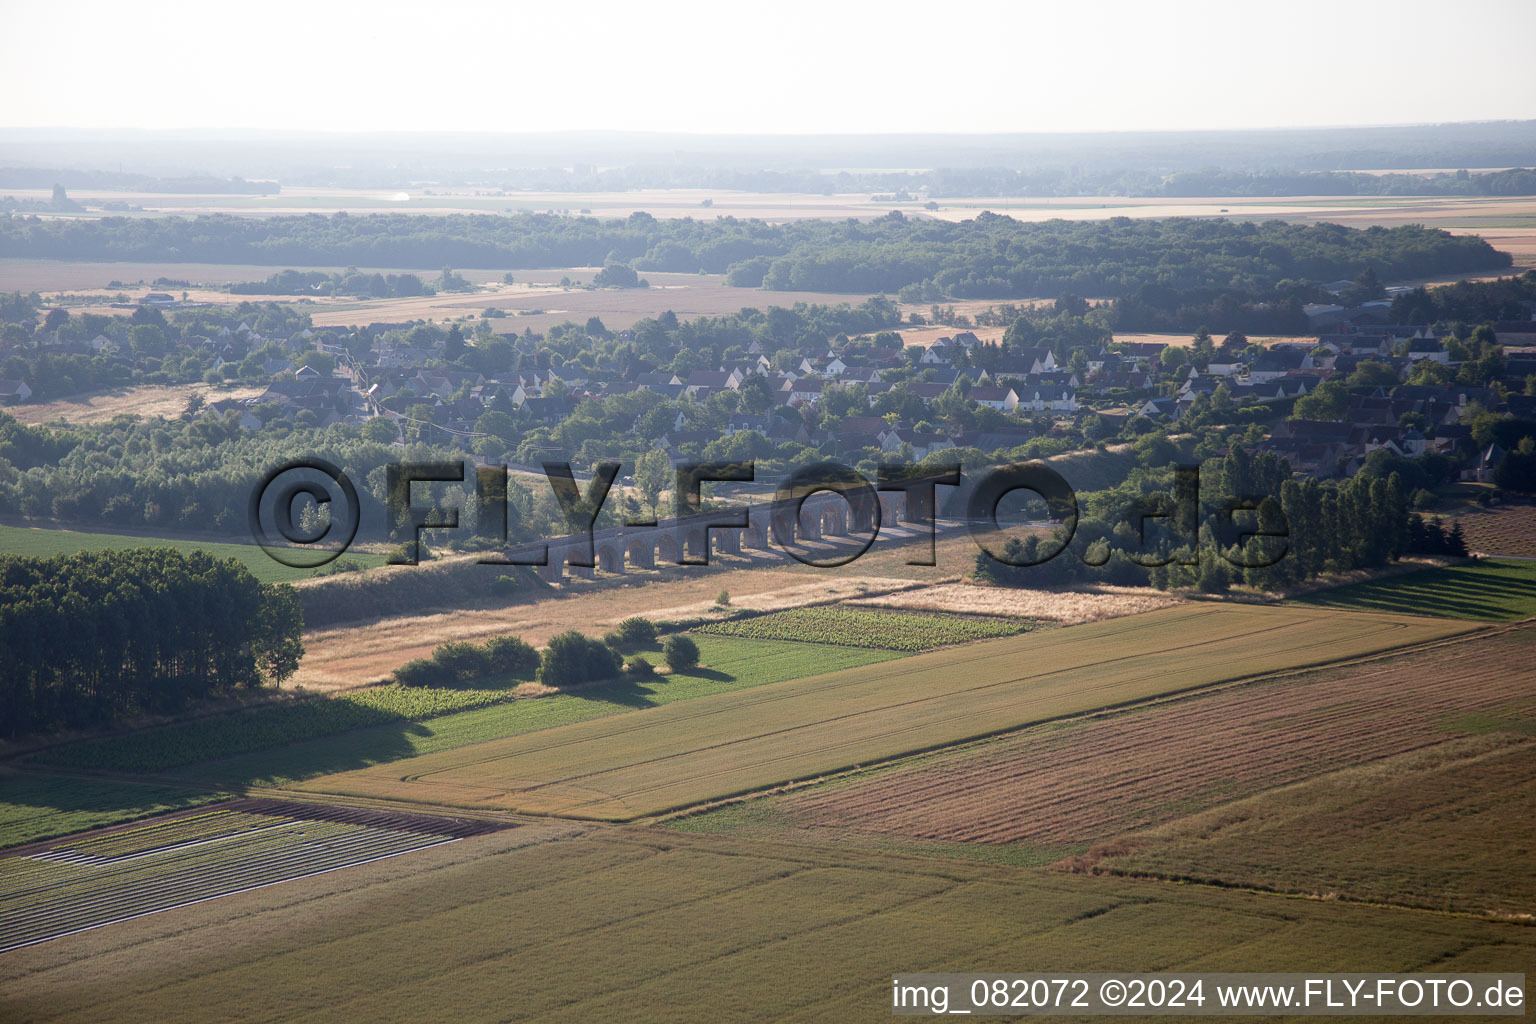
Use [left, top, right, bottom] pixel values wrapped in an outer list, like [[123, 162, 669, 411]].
[[765, 624, 1535, 845]]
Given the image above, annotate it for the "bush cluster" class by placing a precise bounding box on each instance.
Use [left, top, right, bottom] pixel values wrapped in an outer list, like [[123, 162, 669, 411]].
[[538, 631, 623, 688], [394, 634, 539, 687], [601, 616, 658, 651]]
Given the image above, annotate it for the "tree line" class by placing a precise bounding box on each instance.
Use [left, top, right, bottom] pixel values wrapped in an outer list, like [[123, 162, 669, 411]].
[[0, 548, 303, 737], [972, 449, 1432, 595], [0, 212, 1508, 301]]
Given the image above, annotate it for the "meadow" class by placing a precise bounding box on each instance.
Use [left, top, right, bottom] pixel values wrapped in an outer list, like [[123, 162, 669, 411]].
[[0, 523, 382, 585], [294, 605, 1469, 819], [1290, 558, 1536, 621], [1, 825, 1531, 1024]]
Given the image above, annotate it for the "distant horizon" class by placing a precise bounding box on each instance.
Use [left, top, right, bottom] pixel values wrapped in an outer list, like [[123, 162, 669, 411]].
[[4, 119, 1536, 141], [5, 0, 1534, 136]]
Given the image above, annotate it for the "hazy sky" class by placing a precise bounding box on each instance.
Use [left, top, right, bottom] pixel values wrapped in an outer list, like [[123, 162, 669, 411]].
[[4, 0, 1534, 134]]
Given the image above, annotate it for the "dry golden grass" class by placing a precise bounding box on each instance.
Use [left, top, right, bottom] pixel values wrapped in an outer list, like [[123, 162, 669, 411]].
[[8, 384, 266, 426], [847, 582, 1182, 623]]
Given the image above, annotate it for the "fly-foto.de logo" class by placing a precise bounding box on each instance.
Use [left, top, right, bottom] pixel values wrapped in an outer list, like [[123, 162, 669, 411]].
[[248, 458, 1290, 574]]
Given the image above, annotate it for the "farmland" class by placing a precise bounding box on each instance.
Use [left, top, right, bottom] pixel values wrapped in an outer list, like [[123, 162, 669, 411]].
[[1, 825, 1532, 1024], [287, 569, 914, 690], [694, 606, 1032, 651], [0, 522, 382, 585], [1441, 499, 1536, 559], [293, 605, 1469, 819], [1290, 557, 1536, 620], [673, 622, 1533, 860], [847, 581, 1183, 623], [29, 683, 538, 776], [0, 771, 226, 851], [6, 383, 267, 427], [0, 801, 493, 954], [14, 635, 897, 792], [1091, 734, 1536, 918]]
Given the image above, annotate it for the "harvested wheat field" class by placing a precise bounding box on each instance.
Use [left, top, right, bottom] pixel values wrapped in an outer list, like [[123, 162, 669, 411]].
[[848, 582, 1182, 623], [291, 571, 919, 690], [8, 384, 266, 426], [718, 621, 1529, 851], [292, 604, 1469, 819]]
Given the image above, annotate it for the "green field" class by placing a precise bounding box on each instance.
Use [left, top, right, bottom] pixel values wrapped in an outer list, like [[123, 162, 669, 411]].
[[1292, 558, 1536, 621], [695, 606, 1032, 651], [0, 523, 383, 584], [1, 637, 896, 848], [30, 684, 539, 776], [296, 605, 1468, 819], [2, 826, 1531, 1023], [0, 771, 225, 851]]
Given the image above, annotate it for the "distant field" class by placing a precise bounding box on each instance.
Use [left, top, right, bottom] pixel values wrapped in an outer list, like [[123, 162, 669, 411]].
[[1441, 501, 1536, 559], [1291, 558, 1536, 621], [675, 622, 1529, 858], [2, 826, 1531, 1023], [694, 606, 1032, 651], [294, 605, 1469, 819], [6, 384, 266, 427], [0, 522, 383, 585]]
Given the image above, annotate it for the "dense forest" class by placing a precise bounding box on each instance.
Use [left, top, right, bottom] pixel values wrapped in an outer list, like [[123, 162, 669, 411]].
[[1388, 271, 1536, 324], [0, 548, 303, 736], [0, 213, 1508, 301]]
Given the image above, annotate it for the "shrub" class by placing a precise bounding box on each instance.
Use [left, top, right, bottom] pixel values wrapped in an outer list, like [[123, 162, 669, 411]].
[[538, 630, 623, 688], [431, 640, 492, 683], [625, 655, 656, 678], [715, 589, 730, 606], [393, 657, 456, 687], [602, 631, 624, 649], [663, 634, 700, 673], [616, 616, 658, 647], [483, 635, 539, 679]]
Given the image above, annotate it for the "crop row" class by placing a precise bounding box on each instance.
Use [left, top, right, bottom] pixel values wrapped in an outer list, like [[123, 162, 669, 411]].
[[31, 684, 528, 775], [0, 818, 449, 951], [57, 810, 288, 860], [694, 607, 1032, 651]]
